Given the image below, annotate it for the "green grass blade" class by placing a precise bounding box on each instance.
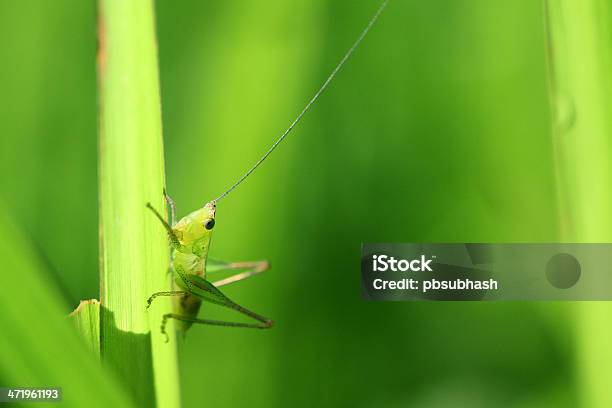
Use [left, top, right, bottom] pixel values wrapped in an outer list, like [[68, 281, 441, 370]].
[[545, 1, 612, 407], [0, 201, 135, 408], [545, 0, 612, 239], [70, 299, 101, 357], [98, 0, 181, 406]]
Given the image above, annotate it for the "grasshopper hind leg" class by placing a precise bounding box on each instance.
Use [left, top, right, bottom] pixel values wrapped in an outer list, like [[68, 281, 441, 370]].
[[161, 313, 273, 342], [155, 259, 273, 341]]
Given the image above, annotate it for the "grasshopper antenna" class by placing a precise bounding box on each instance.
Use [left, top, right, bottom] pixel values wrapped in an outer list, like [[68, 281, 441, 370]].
[[213, 0, 389, 203]]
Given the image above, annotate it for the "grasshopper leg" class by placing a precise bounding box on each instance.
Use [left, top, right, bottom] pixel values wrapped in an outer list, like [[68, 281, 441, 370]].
[[209, 259, 269, 287], [146, 290, 188, 309], [163, 188, 177, 227], [229, 302, 273, 328], [160, 313, 273, 343], [146, 203, 182, 249], [157, 275, 273, 341], [174, 264, 194, 291]]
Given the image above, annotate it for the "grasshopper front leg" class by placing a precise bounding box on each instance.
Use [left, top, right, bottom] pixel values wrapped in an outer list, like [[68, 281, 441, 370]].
[[146, 202, 181, 249], [163, 188, 177, 227], [147, 202, 194, 290]]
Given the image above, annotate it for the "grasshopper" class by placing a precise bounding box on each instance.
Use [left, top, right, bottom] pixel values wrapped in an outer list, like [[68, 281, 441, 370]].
[[146, 0, 389, 341]]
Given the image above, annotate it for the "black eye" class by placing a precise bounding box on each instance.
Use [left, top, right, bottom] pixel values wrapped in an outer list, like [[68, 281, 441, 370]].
[[204, 219, 215, 230]]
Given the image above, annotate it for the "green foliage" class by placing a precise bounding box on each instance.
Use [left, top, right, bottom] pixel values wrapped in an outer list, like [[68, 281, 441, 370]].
[[0, 201, 134, 408], [0, 0, 610, 407], [545, 1, 612, 406]]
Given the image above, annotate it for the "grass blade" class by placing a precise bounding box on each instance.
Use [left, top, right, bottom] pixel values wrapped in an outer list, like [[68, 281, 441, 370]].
[[70, 299, 101, 356], [98, 0, 181, 406], [545, 1, 612, 407]]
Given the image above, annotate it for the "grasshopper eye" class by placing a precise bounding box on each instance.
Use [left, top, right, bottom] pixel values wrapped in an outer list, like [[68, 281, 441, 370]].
[[204, 219, 215, 230]]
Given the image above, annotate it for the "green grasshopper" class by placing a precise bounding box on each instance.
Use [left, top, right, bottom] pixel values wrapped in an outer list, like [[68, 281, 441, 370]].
[[145, 0, 389, 341]]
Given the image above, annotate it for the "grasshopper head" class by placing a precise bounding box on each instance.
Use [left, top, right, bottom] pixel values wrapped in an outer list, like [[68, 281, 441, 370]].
[[173, 201, 216, 246]]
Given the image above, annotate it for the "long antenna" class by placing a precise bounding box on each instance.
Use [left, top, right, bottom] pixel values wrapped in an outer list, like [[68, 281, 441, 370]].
[[213, 0, 389, 203]]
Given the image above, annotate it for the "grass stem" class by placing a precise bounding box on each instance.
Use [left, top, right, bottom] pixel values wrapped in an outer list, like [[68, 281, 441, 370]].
[[98, 0, 181, 406], [545, 1, 612, 406]]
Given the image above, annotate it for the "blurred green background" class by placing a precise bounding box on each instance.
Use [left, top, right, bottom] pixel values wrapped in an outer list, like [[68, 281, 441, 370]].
[[0, 0, 597, 406]]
